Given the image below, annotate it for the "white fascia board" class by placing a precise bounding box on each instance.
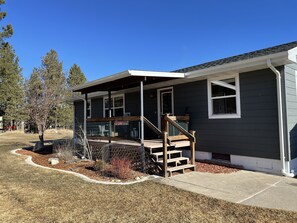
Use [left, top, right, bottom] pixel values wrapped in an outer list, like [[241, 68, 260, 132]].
[[71, 70, 131, 91], [71, 70, 185, 92], [288, 47, 297, 63], [186, 51, 289, 79], [129, 70, 185, 78]]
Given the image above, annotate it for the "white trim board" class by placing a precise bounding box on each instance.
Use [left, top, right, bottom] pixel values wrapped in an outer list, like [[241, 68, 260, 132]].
[[157, 87, 174, 128], [181, 150, 282, 175], [72, 70, 185, 91]]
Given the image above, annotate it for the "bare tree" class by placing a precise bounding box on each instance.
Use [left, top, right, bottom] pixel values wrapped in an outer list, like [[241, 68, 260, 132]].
[[26, 50, 65, 146]]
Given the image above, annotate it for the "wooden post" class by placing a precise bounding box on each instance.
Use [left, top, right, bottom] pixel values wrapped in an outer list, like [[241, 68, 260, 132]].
[[190, 130, 196, 164], [163, 131, 168, 177], [162, 114, 169, 133]]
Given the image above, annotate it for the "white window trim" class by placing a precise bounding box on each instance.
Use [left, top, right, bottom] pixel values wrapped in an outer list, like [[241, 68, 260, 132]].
[[207, 74, 241, 119], [103, 94, 125, 117], [87, 99, 91, 118]]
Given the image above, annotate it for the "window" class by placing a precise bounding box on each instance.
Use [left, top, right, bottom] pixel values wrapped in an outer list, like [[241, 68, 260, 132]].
[[208, 74, 241, 119], [103, 95, 125, 117], [87, 100, 91, 118]]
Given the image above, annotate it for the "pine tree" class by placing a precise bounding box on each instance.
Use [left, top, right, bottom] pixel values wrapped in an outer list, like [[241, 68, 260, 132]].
[[51, 63, 87, 129], [67, 64, 86, 87], [0, 0, 13, 44], [0, 43, 24, 127], [26, 50, 65, 144]]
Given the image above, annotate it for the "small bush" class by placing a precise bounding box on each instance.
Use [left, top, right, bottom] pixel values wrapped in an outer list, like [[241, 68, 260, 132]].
[[93, 159, 106, 171], [107, 158, 133, 180], [53, 140, 75, 162]]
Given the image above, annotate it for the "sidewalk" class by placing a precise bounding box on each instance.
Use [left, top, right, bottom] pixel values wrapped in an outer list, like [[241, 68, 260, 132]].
[[156, 170, 297, 212]]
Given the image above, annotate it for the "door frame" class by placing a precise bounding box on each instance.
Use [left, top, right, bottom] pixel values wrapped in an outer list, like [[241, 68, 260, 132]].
[[157, 87, 174, 129]]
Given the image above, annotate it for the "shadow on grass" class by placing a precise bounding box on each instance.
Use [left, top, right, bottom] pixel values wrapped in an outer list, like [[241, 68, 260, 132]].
[[23, 144, 53, 155]]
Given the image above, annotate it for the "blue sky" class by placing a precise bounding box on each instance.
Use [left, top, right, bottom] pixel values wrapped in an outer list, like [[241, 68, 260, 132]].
[[3, 0, 297, 81]]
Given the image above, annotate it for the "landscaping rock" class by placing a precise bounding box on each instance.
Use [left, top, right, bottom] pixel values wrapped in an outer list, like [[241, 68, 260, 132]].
[[135, 177, 140, 181], [48, 158, 59, 165]]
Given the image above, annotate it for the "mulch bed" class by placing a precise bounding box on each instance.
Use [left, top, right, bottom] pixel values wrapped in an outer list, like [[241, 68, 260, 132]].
[[16, 149, 144, 182], [16, 149, 240, 181], [195, 161, 241, 174]]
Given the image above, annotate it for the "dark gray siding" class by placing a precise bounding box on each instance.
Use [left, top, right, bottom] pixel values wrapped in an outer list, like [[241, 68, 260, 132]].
[[284, 64, 297, 159], [74, 101, 84, 134], [174, 68, 280, 159], [73, 68, 281, 159], [91, 98, 103, 118], [125, 89, 158, 138]]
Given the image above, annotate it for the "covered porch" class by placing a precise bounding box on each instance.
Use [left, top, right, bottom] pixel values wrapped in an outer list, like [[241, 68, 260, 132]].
[[72, 70, 196, 177]]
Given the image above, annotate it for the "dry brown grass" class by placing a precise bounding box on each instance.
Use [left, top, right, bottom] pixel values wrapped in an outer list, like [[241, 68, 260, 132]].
[[0, 131, 297, 223]]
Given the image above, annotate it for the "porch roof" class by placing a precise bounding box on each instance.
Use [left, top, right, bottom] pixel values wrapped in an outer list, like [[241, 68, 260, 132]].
[[72, 70, 185, 94]]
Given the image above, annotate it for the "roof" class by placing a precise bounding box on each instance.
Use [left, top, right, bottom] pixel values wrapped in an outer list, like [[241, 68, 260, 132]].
[[174, 41, 297, 73], [71, 41, 297, 97], [72, 70, 185, 93]]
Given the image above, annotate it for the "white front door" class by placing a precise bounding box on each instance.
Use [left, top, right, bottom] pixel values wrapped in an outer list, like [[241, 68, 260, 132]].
[[158, 87, 174, 128]]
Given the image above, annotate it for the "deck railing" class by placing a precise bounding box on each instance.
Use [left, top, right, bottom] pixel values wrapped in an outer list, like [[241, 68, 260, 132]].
[[86, 114, 195, 177], [86, 116, 162, 142]]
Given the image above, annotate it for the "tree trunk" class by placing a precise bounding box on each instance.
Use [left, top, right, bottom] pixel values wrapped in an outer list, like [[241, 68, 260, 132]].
[[38, 124, 45, 148], [33, 126, 45, 152]]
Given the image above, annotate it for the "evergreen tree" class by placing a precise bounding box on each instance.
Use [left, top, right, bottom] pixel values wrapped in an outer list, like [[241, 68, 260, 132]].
[[0, 43, 24, 127], [0, 0, 13, 44], [67, 64, 86, 87], [26, 50, 65, 144], [51, 63, 87, 129]]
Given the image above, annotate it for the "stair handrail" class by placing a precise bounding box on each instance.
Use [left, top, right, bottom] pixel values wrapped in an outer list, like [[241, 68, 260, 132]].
[[163, 114, 195, 143], [143, 116, 162, 137], [162, 114, 196, 167], [143, 116, 172, 145]]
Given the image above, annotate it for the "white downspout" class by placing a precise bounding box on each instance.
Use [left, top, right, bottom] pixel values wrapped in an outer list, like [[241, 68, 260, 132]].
[[267, 59, 295, 177]]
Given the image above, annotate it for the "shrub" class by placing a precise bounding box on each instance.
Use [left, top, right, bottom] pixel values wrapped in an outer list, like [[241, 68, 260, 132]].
[[93, 159, 106, 171], [53, 140, 75, 162], [108, 158, 133, 180]]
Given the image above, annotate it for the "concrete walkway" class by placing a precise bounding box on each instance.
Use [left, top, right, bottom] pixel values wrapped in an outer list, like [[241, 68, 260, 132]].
[[156, 170, 297, 212]]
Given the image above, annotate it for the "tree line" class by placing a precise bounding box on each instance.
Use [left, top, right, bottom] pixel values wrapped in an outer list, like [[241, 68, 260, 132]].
[[0, 0, 86, 144]]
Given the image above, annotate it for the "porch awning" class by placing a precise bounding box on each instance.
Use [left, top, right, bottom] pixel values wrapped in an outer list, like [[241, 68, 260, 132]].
[[72, 70, 185, 94]]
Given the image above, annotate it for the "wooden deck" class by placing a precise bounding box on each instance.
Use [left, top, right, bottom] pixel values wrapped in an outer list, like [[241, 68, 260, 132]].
[[88, 138, 190, 149]]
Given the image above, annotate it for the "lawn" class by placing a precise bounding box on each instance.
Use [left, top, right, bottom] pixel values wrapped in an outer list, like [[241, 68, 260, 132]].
[[0, 131, 297, 223]]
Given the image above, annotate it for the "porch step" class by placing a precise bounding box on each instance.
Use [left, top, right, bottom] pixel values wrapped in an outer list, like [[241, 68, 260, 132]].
[[168, 135, 189, 142], [157, 157, 189, 166], [152, 150, 182, 161], [147, 145, 176, 155], [167, 164, 196, 177]]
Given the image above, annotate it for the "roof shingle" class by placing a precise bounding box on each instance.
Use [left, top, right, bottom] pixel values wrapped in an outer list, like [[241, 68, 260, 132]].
[[174, 41, 297, 73]]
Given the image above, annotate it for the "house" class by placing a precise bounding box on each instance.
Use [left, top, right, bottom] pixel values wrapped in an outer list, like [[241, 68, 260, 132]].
[[71, 41, 297, 177]]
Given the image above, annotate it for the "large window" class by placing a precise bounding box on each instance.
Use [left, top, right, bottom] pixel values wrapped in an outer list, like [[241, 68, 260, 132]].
[[207, 74, 241, 119], [103, 95, 125, 117]]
